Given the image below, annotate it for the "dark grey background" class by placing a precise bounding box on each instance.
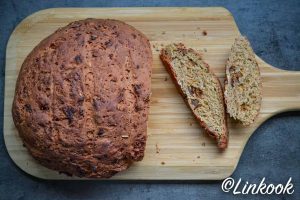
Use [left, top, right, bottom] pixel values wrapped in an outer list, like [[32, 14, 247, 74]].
[[0, 0, 299, 200]]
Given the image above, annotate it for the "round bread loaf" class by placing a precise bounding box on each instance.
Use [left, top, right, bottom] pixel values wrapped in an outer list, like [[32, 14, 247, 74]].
[[12, 19, 152, 178]]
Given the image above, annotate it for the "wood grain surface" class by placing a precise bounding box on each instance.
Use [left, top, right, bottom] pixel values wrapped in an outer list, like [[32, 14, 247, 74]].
[[4, 7, 300, 180]]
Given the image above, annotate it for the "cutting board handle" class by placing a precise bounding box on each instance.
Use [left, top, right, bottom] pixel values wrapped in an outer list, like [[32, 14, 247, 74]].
[[257, 56, 300, 114]]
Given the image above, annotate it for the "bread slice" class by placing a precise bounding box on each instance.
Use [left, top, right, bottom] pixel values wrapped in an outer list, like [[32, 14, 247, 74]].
[[224, 36, 262, 126], [160, 43, 228, 149]]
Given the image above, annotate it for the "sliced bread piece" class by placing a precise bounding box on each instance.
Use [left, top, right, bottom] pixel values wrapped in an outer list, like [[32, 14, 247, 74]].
[[160, 43, 228, 149], [224, 36, 262, 126]]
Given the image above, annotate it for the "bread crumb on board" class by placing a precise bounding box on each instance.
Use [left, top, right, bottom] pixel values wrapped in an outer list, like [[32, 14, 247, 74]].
[[161, 161, 165, 165], [152, 43, 164, 52], [202, 30, 207, 36], [155, 143, 160, 153]]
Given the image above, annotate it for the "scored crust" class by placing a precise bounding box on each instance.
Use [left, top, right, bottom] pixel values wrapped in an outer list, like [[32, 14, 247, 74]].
[[160, 43, 228, 149], [12, 19, 152, 178], [224, 36, 262, 126]]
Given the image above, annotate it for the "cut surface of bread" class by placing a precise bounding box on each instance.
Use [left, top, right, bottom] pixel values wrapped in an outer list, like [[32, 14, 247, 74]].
[[160, 43, 228, 149], [224, 36, 262, 126]]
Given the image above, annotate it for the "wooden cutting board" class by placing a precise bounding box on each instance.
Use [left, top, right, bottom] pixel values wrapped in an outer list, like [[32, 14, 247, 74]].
[[4, 7, 300, 180]]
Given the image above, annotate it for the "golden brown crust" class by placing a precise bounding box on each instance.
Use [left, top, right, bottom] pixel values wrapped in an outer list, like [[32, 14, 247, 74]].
[[160, 43, 228, 149], [12, 19, 152, 178]]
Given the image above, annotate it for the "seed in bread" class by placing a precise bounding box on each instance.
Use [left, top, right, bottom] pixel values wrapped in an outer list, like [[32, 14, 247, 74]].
[[224, 36, 262, 126], [160, 43, 228, 149], [12, 19, 152, 178]]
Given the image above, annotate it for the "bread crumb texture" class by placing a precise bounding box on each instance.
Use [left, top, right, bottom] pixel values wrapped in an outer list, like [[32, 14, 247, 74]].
[[160, 43, 228, 149], [224, 36, 262, 126]]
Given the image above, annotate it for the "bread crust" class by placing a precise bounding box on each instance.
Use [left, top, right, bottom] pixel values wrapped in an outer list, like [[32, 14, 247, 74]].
[[12, 19, 152, 178], [160, 43, 228, 149]]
